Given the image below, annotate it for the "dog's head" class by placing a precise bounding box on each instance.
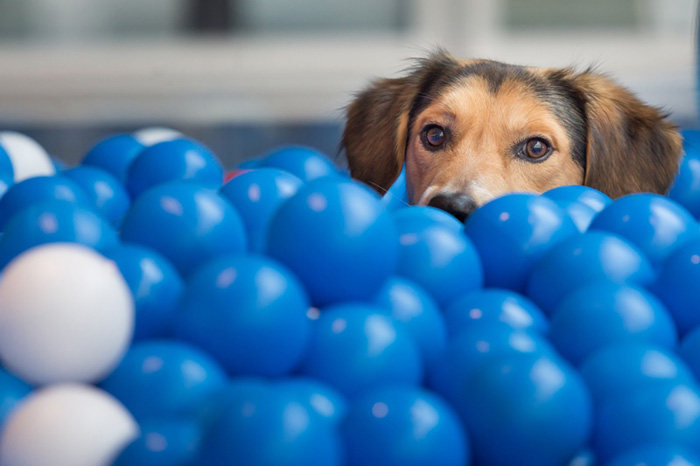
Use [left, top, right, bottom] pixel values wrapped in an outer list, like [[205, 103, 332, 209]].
[[342, 51, 682, 221]]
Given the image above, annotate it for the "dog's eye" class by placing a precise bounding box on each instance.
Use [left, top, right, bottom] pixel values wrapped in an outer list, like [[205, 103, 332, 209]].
[[522, 138, 553, 160], [422, 125, 446, 148]]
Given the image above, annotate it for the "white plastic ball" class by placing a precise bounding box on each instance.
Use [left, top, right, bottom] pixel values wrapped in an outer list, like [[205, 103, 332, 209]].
[[132, 127, 183, 146], [0, 131, 55, 182], [0, 243, 134, 385], [0, 384, 138, 466]]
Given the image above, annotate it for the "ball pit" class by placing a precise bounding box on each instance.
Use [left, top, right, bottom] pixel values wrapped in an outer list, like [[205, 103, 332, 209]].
[[0, 128, 700, 465]]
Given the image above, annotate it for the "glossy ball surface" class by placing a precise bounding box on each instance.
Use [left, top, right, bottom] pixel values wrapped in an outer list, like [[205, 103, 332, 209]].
[[372, 276, 447, 365], [464, 193, 578, 293], [669, 151, 700, 219], [394, 209, 482, 307], [103, 244, 184, 341], [428, 322, 554, 408], [549, 282, 677, 365], [0, 200, 119, 269], [0, 175, 93, 230], [342, 386, 469, 466], [219, 168, 303, 252], [580, 342, 695, 405], [606, 444, 700, 466], [173, 255, 311, 377], [112, 418, 202, 466], [126, 139, 223, 199], [300, 304, 423, 398], [266, 178, 398, 306], [527, 231, 655, 315], [652, 239, 700, 334], [589, 193, 699, 268], [462, 352, 592, 466], [444, 288, 548, 337], [100, 340, 227, 421], [198, 383, 343, 466], [594, 383, 700, 461], [63, 166, 130, 225], [82, 134, 145, 182], [120, 183, 247, 276], [259, 146, 339, 182]]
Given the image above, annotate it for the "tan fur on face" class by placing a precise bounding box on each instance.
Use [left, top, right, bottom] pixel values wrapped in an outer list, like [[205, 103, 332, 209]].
[[407, 75, 584, 206], [341, 51, 683, 209]]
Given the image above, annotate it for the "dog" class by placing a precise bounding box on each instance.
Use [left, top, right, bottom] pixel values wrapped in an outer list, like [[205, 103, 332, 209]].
[[341, 50, 683, 221]]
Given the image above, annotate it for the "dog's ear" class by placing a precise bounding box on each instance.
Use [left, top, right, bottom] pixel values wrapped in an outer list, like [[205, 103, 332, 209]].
[[559, 70, 682, 197], [342, 51, 460, 192]]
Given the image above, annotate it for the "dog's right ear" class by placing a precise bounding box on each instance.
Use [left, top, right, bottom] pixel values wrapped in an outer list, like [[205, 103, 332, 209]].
[[342, 51, 459, 192]]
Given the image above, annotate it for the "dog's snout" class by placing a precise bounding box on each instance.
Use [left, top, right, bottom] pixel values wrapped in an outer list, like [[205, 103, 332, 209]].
[[428, 193, 477, 222]]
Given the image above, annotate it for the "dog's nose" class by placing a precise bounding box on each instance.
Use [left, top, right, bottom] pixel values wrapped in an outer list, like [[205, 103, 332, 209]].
[[427, 193, 477, 222]]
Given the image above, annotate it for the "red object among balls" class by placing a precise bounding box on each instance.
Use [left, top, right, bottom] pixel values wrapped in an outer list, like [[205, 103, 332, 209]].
[[224, 170, 251, 184]]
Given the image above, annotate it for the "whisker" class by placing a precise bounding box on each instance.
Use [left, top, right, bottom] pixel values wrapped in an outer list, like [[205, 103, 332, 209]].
[[365, 180, 412, 208]]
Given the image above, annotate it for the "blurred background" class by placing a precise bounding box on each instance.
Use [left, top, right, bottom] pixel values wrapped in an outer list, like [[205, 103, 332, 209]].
[[0, 0, 695, 167]]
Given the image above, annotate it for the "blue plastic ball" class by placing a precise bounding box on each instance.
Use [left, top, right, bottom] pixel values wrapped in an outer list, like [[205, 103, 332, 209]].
[[0, 175, 93, 230], [82, 134, 145, 183], [580, 343, 695, 405], [461, 352, 592, 466], [566, 449, 596, 466], [526, 231, 655, 315], [112, 418, 202, 466], [276, 377, 348, 425], [372, 276, 447, 366], [427, 322, 555, 409], [238, 158, 261, 170], [0, 145, 14, 198], [51, 156, 68, 172], [102, 244, 184, 341], [173, 255, 311, 377], [606, 444, 700, 466], [265, 178, 398, 306], [652, 239, 700, 335], [547, 198, 598, 232], [548, 282, 677, 365], [594, 383, 700, 461], [682, 128, 700, 150], [300, 304, 423, 398], [542, 185, 612, 213], [259, 146, 339, 182], [193, 378, 272, 429], [679, 326, 700, 381], [463, 193, 579, 293], [392, 205, 463, 233], [444, 288, 549, 337], [669, 152, 700, 219], [126, 139, 224, 199], [62, 166, 130, 226], [100, 340, 227, 421], [543, 185, 611, 233], [198, 382, 343, 466], [393, 209, 483, 308], [120, 183, 247, 276], [341, 386, 469, 466], [219, 168, 303, 253], [0, 200, 119, 269], [589, 193, 700, 268], [0, 368, 32, 428]]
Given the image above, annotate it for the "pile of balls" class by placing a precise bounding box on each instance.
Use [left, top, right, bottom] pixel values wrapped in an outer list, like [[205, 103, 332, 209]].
[[0, 126, 699, 466]]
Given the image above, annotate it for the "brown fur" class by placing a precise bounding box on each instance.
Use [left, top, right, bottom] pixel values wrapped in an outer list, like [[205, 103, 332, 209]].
[[342, 50, 682, 210]]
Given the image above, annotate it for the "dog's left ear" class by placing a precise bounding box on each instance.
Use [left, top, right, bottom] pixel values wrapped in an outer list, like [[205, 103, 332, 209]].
[[557, 70, 682, 198]]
